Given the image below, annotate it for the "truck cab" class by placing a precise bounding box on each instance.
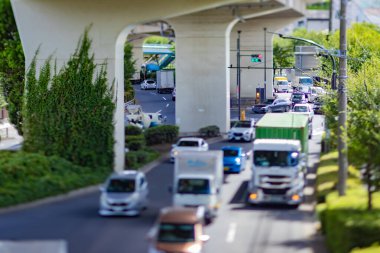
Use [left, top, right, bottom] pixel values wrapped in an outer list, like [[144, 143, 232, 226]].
[[247, 139, 306, 206]]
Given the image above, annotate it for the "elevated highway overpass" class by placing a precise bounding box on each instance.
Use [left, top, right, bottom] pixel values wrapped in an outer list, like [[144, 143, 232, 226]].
[[11, 0, 309, 171]]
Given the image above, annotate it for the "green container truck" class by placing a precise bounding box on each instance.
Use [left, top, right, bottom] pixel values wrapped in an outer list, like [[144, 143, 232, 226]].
[[255, 113, 310, 154]]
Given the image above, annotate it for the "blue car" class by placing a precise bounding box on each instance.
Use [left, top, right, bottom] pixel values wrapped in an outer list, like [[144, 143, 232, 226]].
[[222, 146, 246, 173]]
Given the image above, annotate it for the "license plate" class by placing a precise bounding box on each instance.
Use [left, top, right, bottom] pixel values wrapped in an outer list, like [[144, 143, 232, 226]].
[[224, 167, 229, 171], [269, 195, 284, 202]]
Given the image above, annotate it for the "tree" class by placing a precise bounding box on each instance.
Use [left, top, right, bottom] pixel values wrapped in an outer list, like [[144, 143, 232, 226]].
[[23, 30, 115, 168], [0, 0, 25, 134], [346, 60, 380, 210], [124, 42, 136, 102]]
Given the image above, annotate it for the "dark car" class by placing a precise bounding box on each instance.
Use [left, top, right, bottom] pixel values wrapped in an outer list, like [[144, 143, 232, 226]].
[[313, 97, 324, 114], [290, 92, 308, 106], [252, 98, 291, 113]]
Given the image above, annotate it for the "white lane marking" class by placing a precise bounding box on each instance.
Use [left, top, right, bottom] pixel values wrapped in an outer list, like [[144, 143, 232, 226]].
[[226, 222, 237, 243], [156, 110, 162, 113], [166, 103, 170, 108], [162, 97, 167, 101], [150, 92, 157, 96]]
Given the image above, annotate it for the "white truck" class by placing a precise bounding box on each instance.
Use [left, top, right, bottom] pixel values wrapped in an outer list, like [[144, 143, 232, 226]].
[[172, 150, 223, 222], [125, 104, 165, 129], [247, 139, 306, 206], [156, 70, 175, 94]]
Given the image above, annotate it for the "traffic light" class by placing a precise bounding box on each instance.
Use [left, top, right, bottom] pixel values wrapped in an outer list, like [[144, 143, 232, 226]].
[[251, 54, 262, 62]]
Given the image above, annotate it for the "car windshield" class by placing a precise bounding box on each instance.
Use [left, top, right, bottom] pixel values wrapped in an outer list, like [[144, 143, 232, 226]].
[[223, 149, 239, 157], [177, 179, 210, 194], [254, 151, 299, 167], [106, 179, 135, 193], [157, 223, 195, 243], [264, 99, 274, 105], [278, 81, 288, 85], [147, 80, 155, 84], [177, 141, 199, 147], [294, 106, 308, 112], [234, 121, 251, 128]]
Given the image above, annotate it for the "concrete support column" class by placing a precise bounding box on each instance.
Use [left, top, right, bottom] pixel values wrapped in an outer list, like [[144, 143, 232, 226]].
[[128, 36, 145, 76], [230, 16, 301, 99], [169, 15, 232, 133]]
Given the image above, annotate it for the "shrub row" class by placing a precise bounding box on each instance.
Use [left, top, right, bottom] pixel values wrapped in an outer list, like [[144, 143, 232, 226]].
[[316, 151, 380, 253], [199, 125, 220, 138], [144, 125, 179, 145], [125, 148, 159, 169], [0, 151, 111, 208]]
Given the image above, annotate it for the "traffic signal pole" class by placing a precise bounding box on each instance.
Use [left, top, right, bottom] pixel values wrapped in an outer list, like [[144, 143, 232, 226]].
[[237, 30, 241, 121], [264, 27, 267, 102]]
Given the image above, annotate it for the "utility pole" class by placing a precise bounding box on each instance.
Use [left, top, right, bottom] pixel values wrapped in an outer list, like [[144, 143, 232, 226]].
[[338, 0, 348, 196], [263, 27, 267, 102], [328, 0, 333, 32], [237, 30, 241, 120]]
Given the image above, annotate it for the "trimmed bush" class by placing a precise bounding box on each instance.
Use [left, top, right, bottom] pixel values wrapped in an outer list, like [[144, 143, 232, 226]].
[[0, 151, 111, 208], [125, 125, 142, 136], [351, 244, 380, 253], [125, 149, 159, 169], [199, 125, 220, 138], [144, 125, 179, 145], [125, 135, 145, 151]]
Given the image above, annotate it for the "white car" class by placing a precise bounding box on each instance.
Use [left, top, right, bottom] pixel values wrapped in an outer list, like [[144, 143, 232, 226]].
[[140, 79, 157, 90], [170, 137, 209, 162], [99, 170, 148, 216], [228, 119, 255, 142], [292, 103, 314, 122]]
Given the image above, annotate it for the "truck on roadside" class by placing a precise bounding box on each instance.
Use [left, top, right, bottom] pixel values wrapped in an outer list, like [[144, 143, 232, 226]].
[[246, 113, 310, 206], [156, 69, 175, 94], [172, 150, 223, 223], [125, 104, 166, 129]]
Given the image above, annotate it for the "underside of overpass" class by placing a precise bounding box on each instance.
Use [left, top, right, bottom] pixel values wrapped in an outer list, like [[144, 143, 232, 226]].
[[11, 0, 307, 171]]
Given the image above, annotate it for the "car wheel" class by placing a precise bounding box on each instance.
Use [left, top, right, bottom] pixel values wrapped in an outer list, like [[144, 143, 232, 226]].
[[267, 108, 272, 113], [285, 106, 290, 112]]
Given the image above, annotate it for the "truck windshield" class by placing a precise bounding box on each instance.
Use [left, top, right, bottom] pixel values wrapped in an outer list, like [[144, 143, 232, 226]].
[[299, 78, 313, 85], [254, 151, 299, 167], [177, 179, 211, 194], [158, 223, 195, 243]]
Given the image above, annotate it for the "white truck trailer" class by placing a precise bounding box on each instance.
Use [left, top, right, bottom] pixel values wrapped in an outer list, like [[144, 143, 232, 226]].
[[247, 139, 306, 206], [156, 70, 175, 94], [172, 150, 223, 222]]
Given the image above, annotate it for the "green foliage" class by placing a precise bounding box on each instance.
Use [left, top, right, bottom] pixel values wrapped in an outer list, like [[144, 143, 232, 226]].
[[307, 1, 330, 10], [351, 244, 380, 253], [125, 149, 159, 169], [316, 151, 380, 253], [125, 125, 142, 136], [144, 125, 179, 145], [199, 125, 220, 138], [124, 42, 135, 101], [0, 0, 25, 134], [22, 29, 115, 169], [126, 135, 145, 151], [0, 151, 111, 207], [273, 37, 294, 69], [144, 36, 171, 45]]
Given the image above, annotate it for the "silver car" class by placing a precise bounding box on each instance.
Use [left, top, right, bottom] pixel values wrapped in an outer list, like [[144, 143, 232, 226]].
[[99, 170, 148, 216]]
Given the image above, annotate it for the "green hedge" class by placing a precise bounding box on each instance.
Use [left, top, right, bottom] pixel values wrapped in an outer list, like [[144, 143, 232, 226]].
[[125, 149, 159, 169], [316, 151, 380, 253], [144, 125, 179, 145], [126, 135, 145, 151], [351, 244, 380, 253], [0, 151, 111, 208], [125, 125, 142, 136], [199, 125, 220, 138]]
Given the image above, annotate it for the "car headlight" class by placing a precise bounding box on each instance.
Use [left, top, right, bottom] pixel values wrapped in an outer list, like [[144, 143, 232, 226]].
[[235, 158, 241, 164], [244, 131, 250, 135]]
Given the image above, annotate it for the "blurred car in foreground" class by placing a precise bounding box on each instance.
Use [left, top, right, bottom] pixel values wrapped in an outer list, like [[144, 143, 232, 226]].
[[170, 137, 209, 162], [141, 79, 157, 90], [99, 170, 148, 216], [222, 146, 246, 173], [228, 119, 255, 142], [147, 206, 210, 253]]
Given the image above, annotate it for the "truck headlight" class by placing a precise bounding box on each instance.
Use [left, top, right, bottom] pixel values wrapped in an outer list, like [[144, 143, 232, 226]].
[[234, 158, 241, 164]]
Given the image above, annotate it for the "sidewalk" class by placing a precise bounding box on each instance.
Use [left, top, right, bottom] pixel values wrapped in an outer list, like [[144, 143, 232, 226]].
[[0, 120, 23, 150]]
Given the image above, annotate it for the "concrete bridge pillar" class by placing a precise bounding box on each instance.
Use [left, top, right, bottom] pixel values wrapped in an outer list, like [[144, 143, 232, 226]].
[[230, 15, 302, 100], [168, 14, 233, 133], [128, 36, 145, 78]]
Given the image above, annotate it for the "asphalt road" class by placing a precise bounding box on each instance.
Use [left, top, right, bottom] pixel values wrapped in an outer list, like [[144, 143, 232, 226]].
[[0, 116, 326, 253]]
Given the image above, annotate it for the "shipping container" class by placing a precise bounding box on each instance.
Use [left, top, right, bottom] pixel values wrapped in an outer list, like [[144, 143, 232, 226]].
[[255, 113, 309, 154]]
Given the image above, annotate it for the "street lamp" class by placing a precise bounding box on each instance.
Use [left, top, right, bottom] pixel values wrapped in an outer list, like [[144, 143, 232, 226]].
[[277, 33, 337, 90]]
